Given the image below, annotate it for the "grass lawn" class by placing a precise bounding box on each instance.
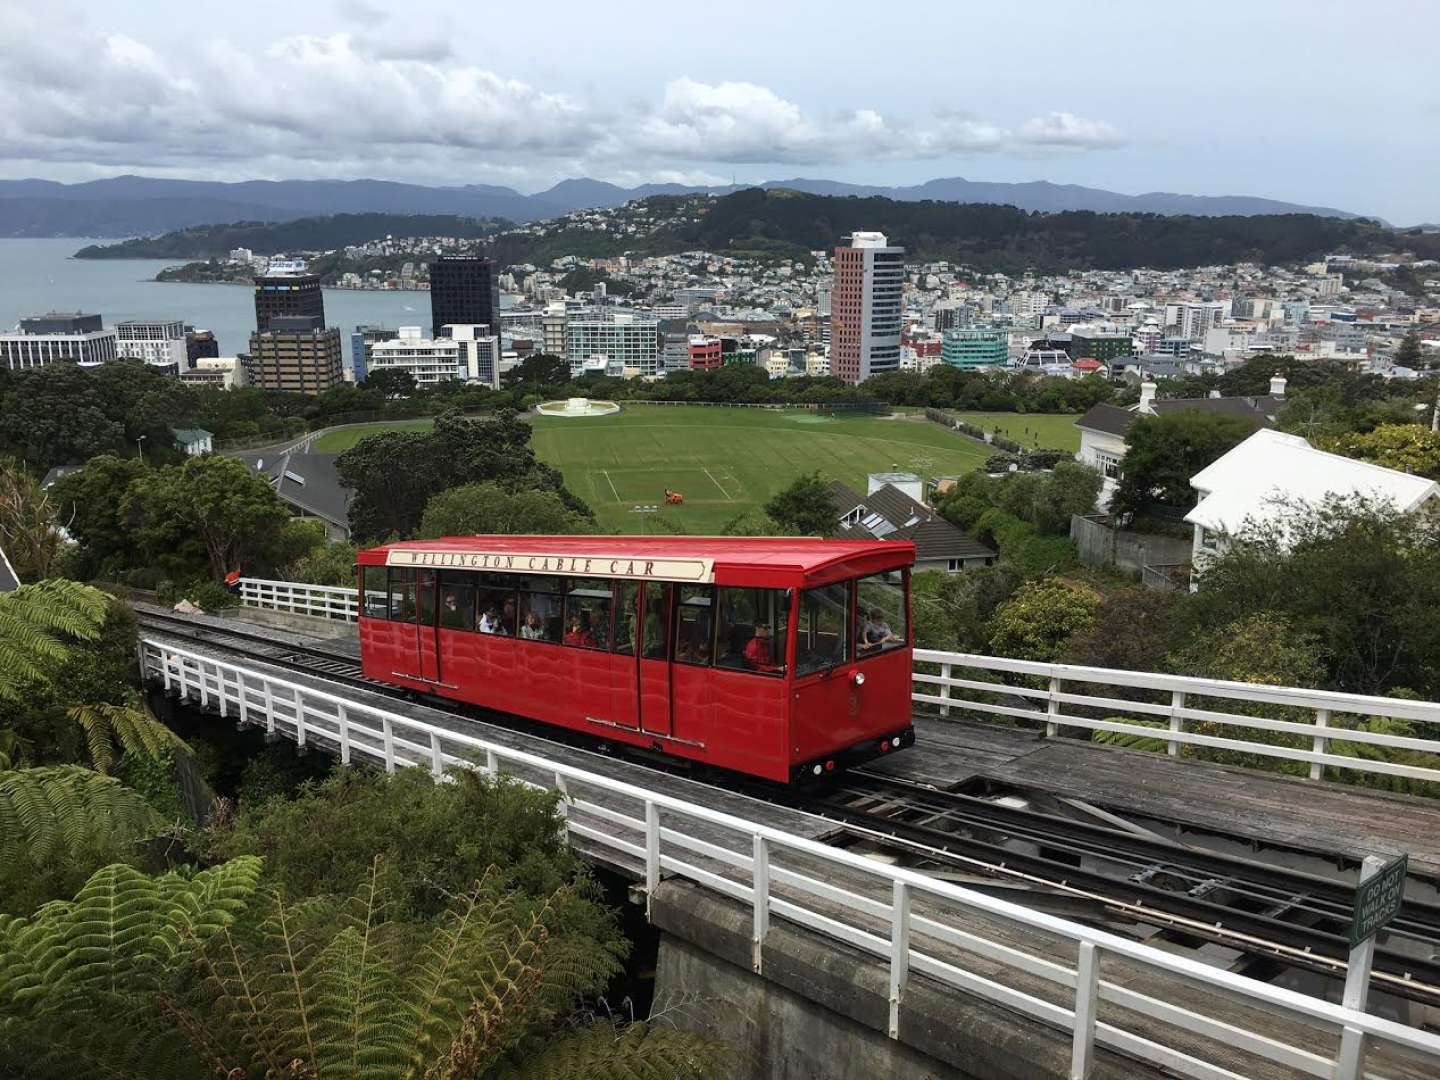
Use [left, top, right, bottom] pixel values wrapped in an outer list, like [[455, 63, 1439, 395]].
[[951, 412, 1082, 452], [310, 419, 436, 451], [310, 405, 991, 533]]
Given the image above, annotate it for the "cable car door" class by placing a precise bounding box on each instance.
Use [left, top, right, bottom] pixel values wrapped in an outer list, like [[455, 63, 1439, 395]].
[[413, 569, 441, 683], [637, 582, 673, 738], [609, 580, 642, 729]]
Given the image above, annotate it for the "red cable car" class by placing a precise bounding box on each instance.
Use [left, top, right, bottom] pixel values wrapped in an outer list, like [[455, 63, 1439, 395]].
[[355, 536, 915, 783]]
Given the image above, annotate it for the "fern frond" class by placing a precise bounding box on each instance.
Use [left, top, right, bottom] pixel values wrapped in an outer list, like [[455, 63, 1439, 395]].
[[1093, 717, 1170, 753], [0, 580, 112, 702], [67, 700, 189, 775], [0, 855, 263, 1017], [500, 1020, 732, 1080], [0, 766, 162, 867]]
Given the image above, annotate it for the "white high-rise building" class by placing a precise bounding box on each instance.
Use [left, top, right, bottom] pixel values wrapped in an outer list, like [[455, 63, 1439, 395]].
[[368, 324, 500, 388], [114, 319, 187, 370], [566, 312, 660, 377], [1165, 301, 1230, 342], [0, 313, 117, 371], [830, 231, 904, 384]]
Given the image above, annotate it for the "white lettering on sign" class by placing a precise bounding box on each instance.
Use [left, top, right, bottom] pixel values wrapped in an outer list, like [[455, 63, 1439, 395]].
[[384, 549, 714, 583]]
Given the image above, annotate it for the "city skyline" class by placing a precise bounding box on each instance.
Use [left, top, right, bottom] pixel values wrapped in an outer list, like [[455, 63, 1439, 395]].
[[0, 1, 1435, 224]]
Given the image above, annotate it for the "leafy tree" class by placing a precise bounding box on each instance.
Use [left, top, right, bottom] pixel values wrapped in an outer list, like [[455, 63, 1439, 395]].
[[1063, 588, 1182, 674], [420, 482, 596, 538], [1180, 495, 1440, 696], [338, 408, 588, 542], [1396, 330, 1423, 369], [46, 453, 148, 575], [126, 455, 293, 579], [0, 458, 62, 580], [364, 367, 419, 397], [1319, 422, 1440, 478], [503, 353, 570, 389], [987, 578, 1100, 662], [1110, 411, 1258, 519], [910, 565, 1020, 653], [283, 537, 361, 587], [763, 472, 838, 536]]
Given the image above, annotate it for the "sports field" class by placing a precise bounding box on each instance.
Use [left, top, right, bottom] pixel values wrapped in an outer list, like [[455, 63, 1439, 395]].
[[951, 412, 1081, 452], [313, 406, 992, 533]]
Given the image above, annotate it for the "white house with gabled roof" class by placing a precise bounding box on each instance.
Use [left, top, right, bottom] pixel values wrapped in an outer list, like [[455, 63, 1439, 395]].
[[1185, 429, 1440, 575]]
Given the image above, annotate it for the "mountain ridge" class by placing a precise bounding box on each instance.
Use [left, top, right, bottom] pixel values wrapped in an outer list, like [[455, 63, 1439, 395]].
[[0, 173, 1375, 238]]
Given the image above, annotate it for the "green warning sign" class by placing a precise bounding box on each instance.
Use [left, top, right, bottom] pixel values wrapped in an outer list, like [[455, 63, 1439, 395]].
[[1350, 855, 1408, 948]]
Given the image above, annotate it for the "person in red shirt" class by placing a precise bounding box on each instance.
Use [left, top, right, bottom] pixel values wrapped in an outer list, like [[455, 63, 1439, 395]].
[[224, 568, 242, 594], [743, 623, 782, 673], [564, 614, 596, 648]]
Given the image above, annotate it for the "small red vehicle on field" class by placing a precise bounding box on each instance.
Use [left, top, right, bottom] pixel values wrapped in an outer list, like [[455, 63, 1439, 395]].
[[355, 536, 915, 783]]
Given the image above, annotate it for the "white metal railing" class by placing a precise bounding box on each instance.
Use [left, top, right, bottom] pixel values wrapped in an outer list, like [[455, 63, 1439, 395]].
[[915, 648, 1440, 787], [238, 578, 358, 622], [142, 636, 1440, 1080]]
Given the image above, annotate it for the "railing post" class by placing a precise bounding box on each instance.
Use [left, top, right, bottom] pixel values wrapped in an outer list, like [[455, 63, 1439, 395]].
[[215, 664, 228, 720], [940, 661, 952, 718], [293, 690, 307, 748], [888, 880, 910, 1039], [486, 748, 498, 776], [1046, 675, 1062, 738], [1336, 855, 1384, 1080], [1310, 708, 1331, 782], [752, 835, 769, 974], [337, 704, 351, 766], [554, 772, 569, 822], [160, 646, 172, 693], [381, 716, 395, 772], [430, 731, 445, 778], [199, 661, 210, 710], [1070, 941, 1100, 1079], [236, 670, 249, 728], [644, 801, 660, 918], [1168, 690, 1185, 757], [262, 681, 276, 736]]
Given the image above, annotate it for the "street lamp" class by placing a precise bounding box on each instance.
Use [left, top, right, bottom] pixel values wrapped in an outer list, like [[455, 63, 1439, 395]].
[[136, 434, 147, 464]]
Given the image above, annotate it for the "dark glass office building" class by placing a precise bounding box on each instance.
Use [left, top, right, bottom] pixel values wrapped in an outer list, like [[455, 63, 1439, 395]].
[[254, 272, 325, 332], [429, 256, 498, 338]]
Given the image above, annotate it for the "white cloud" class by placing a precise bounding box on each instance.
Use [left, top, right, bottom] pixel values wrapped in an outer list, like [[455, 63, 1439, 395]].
[[0, 19, 1123, 187]]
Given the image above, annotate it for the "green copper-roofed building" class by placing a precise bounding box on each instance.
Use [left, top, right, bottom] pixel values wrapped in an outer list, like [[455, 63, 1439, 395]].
[[941, 327, 1008, 370]]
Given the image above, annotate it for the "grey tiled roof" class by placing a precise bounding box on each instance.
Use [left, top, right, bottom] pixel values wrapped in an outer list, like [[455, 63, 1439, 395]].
[[236, 451, 353, 533], [1074, 403, 1136, 437], [1076, 394, 1281, 440], [0, 545, 19, 592], [830, 481, 995, 562]]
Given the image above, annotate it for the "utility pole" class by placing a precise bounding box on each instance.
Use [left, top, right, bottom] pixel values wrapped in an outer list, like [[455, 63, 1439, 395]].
[[135, 434, 147, 464]]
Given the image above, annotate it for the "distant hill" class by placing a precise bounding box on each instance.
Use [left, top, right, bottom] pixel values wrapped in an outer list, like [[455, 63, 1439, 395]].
[[0, 173, 1375, 238], [73, 191, 1436, 275], [74, 214, 505, 260]]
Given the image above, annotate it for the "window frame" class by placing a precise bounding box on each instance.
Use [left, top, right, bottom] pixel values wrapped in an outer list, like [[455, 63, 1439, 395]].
[[854, 568, 909, 660], [714, 585, 790, 678], [794, 580, 851, 678], [673, 584, 716, 668], [362, 565, 389, 619]]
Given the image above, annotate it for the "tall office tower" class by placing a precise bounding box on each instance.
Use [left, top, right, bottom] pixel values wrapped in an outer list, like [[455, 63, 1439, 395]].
[[829, 232, 904, 384], [254, 264, 325, 332], [245, 316, 344, 395], [430, 256, 499, 338]]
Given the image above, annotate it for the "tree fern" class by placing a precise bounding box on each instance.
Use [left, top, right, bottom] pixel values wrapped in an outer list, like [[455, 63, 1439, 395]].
[[68, 699, 190, 775], [498, 1019, 731, 1080], [0, 765, 162, 867], [0, 856, 263, 1017], [0, 579, 111, 703]]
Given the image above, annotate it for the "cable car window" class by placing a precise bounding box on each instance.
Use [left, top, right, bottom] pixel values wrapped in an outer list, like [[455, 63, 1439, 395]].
[[856, 569, 907, 657], [518, 589, 561, 643], [641, 584, 669, 660], [674, 585, 714, 666], [563, 578, 612, 651], [388, 568, 417, 624], [715, 587, 789, 676], [796, 582, 850, 676], [416, 570, 438, 627], [362, 566, 388, 618], [475, 572, 517, 636], [612, 580, 639, 655], [437, 571, 476, 631]]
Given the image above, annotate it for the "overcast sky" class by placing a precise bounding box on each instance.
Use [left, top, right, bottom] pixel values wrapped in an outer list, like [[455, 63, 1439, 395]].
[[2, 0, 1435, 222]]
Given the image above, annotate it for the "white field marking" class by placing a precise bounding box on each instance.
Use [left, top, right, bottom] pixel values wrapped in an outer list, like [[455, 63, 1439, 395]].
[[600, 469, 622, 502], [702, 466, 734, 500]]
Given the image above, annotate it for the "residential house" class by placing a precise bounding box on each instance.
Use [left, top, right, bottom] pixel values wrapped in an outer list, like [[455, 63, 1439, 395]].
[[830, 474, 996, 573], [1075, 374, 1287, 508], [236, 451, 354, 541], [1185, 429, 1440, 575], [172, 427, 214, 456]]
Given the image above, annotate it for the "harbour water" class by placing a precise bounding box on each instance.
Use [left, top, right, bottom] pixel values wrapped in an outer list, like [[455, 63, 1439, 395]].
[[0, 238, 435, 355]]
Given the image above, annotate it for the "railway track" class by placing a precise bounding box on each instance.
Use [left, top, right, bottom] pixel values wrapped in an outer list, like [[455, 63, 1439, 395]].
[[137, 608, 1440, 1007]]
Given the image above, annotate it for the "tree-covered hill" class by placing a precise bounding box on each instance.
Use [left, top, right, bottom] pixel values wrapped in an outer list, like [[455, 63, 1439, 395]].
[[659, 188, 1433, 271], [73, 213, 506, 259]]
